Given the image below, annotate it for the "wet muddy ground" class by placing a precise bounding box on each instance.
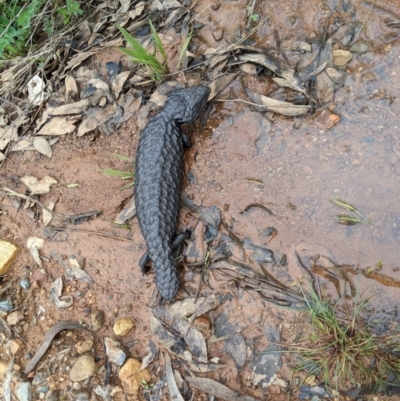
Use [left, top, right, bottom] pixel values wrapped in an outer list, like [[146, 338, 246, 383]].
[[2, 0, 400, 400]]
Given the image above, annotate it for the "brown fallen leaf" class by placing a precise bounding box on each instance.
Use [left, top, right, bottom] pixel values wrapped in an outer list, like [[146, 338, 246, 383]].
[[111, 71, 131, 99], [208, 73, 239, 101], [185, 376, 260, 401], [33, 137, 52, 158], [11, 138, 34, 152], [49, 277, 74, 309], [315, 71, 335, 104], [118, 93, 142, 124], [114, 197, 136, 225], [77, 104, 116, 136], [164, 352, 185, 401], [35, 116, 81, 136], [150, 316, 193, 362], [65, 74, 78, 102], [0, 126, 18, 151], [27, 237, 45, 266], [245, 88, 310, 116], [20, 175, 57, 195], [42, 201, 55, 226]]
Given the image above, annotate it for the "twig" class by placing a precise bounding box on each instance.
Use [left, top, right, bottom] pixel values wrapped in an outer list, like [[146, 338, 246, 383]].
[[47, 226, 132, 242], [360, 0, 376, 33]]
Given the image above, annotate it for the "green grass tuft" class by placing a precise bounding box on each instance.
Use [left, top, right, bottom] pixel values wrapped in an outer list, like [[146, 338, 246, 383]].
[[117, 22, 169, 82], [292, 284, 400, 391]]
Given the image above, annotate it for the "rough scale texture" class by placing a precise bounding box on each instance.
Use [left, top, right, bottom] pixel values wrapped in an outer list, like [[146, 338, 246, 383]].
[[134, 86, 210, 301]]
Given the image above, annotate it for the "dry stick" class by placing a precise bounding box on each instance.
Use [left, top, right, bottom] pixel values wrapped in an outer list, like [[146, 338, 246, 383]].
[[362, 0, 400, 21], [3, 187, 73, 218], [48, 226, 132, 242], [360, 0, 376, 34]]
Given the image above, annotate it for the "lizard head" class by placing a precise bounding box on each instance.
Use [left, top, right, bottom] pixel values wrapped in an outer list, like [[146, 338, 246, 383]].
[[164, 86, 211, 124]]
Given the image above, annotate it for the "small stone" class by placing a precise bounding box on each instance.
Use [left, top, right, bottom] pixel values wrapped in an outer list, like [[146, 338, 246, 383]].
[[32, 372, 47, 386], [104, 337, 126, 366], [390, 154, 398, 164], [17, 382, 32, 401], [8, 339, 22, 355], [75, 339, 93, 354], [193, 316, 211, 332], [332, 49, 352, 66], [70, 355, 97, 382], [212, 28, 224, 42], [351, 159, 360, 166], [90, 310, 104, 331], [20, 278, 30, 289], [0, 299, 13, 312], [37, 385, 49, 393], [0, 360, 8, 380], [361, 71, 377, 82], [350, 41, 370, 54], [313, 109, 340, 129], [119, 358, 151, 395], [75, 394, 89, 401], [0, 240, 19, 275], [325, 67, 347, 85], [14, 364, 21, 371], [113, 318, 135, 336], [269, 385, 281, 394], [7, 310, 24, 326], [211, 1, 220, 10], [45, 389, 60, 401], [72, 382, 82, 391]]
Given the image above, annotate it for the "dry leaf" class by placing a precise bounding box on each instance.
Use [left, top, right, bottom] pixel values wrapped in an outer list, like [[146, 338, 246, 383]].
[[151, 0, 181, 11], [164, 353, 185, 401], [281, 40, 311, 52], [65, 74, 79, 102], [43, 201, 55, 227], [27, 237, 45, 266], [315, 71, 335, 104], [77, 104, 116, 136], [111, 71, 131, 99], [237, 53, 306, 94], [27, 75, 46, 106], [245, 88, 310, 116], [0, 106, 6, 126], [20, 175, 58, 195], [118, 94, 142, 124], [49, 277, 74, 308], [11, 138, 34, 152], [36, 116, 81, 136], [68, 255, 94, 283], [0, 127, 18, 151], [114, 197, 136, 224], [185, 376, 260, 401], [33, 137, 52, 158], [208, 73, 239, 100]]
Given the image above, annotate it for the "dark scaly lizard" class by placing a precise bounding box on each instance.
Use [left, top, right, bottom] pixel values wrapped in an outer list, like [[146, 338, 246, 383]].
[[134, 86, 210, 301]]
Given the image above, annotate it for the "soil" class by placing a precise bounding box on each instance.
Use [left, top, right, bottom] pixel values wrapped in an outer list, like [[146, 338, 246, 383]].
[[1, 0, 400, 400]]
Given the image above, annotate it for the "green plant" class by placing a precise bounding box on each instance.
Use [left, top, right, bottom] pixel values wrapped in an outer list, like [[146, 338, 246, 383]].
[[0, 0, 42, 59], [250, 13, 259, 22], [141, 379, 154, 391], [57, 0, 83, 26], [117, 21, 169, 82], [293, 286, 400, 390], [101, 154, 134, 191]]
